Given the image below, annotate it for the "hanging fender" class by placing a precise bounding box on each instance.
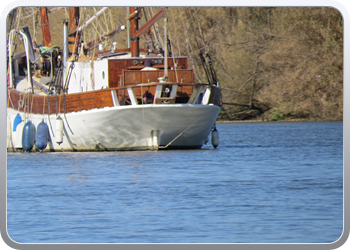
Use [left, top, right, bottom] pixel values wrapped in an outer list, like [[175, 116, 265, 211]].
[[56, 116, 64, 145], [211, 125, 219, 149]]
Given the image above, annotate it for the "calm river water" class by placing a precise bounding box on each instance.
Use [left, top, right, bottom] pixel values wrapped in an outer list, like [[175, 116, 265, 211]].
[[7, 121, 343, 243]]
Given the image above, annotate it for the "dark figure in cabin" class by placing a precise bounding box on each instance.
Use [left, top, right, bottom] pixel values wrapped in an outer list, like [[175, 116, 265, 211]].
[[143, 90, 153, 104]]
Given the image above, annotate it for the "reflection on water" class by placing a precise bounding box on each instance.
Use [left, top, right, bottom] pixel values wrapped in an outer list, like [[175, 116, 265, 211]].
[[7, 121, 343, 243]]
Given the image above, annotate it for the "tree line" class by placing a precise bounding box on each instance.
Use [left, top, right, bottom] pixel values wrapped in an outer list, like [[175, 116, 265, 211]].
[[8, 7, 343, 121], [165, 7, 343, 121]]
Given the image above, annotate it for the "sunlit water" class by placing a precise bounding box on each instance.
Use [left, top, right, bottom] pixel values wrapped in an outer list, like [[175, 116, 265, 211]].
[[7, 121, 343, 243]]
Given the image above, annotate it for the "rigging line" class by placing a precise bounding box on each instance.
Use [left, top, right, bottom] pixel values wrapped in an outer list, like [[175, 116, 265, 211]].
[[27, 91, 30, 120], [63, 90, 74, 135], [143, 8, 156, 50], [87, 13, 105, 50], [168, 32, 178, 83], [140, 84, 148, 147], [108, 9, 114, 30], [90, 15, 102, 39], [42, 95, 45, 118], [170, 9, 181, 57], [93, 7, 107, 35], [55, 92, 58, 117], [18, 93, 23, 111], [8, 9, 16, 31], [205, 53, 218, 84], [193, 8, 209, 53], [149, 7, 164, 50], [47, 95, 55, 137], [185, 8, 215, 84], [58, 93, 61, 114], [64, 63, 74, 92], [72, 7, 84, 59], [25, 91, 29, 121], [64, 7, 69, 20], [160, 107, 212, 149], [16, 8, 22, 31], [109, 7, 125, 51], [8, 89, 15, 109], [184, 8, 200, 49], [30, 92, 34, 118], [146, 8, 161, 51], [177, 8, 200, 82], [101, 7, 109, 33], [184, 8, 211, 84], [199, 50, 211, 84]]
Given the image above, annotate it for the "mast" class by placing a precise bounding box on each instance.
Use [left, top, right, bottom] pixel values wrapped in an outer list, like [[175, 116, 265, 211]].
[[127, 8, 131, 48], [68, 7, 80, 57], [129, 7, 139, 57], [40, 7, 52, 47], [63, 20, 69, 83], [163, 17, 168, 80]]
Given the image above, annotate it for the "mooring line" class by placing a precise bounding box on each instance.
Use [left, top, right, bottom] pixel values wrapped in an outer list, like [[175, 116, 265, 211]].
[[159, 107, 212, 149]]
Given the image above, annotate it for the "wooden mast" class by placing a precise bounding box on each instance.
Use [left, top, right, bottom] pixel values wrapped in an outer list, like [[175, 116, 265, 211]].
[[129, 7, 139, 57], [40, 7, 52, 47], [128, 7, 165, 57], [68, 7, 80, 57]]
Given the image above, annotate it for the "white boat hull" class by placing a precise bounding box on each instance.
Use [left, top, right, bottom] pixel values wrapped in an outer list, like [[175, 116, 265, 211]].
[[7, 104, 220, 152]]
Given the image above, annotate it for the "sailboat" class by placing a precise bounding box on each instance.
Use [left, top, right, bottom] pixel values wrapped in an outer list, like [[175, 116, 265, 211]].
[[6, 7, 221, 152]]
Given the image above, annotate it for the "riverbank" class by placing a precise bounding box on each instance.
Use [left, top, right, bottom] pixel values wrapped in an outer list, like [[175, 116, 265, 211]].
[[216, 118, 343, 123]]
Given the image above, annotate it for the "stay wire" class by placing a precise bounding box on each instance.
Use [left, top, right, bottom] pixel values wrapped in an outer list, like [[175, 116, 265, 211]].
[[109, 7, 125, 51]]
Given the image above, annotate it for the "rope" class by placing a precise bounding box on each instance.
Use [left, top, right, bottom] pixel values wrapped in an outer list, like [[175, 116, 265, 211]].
[[109, 7, 125, 51], [24, 91, 29, 121], [58, 93, 61, 114], [30, 92, 34, 116], [140, 84, 148, 147], [64, 60, 75, 92], [7, 89, 15, 109], [168, 32, 179, 83], [42, 95, 46, 118], [47, 94, 55, 137], [159, 107, 212, 149], [63, 90, 74, 135], [18, 93, 25, 111]]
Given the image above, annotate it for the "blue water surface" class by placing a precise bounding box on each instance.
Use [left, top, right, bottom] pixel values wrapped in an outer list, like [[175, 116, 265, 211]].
[[7, 121, 343, 243]]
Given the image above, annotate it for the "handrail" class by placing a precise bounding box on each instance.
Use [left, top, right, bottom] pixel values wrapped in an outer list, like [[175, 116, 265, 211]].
[[8, 82, 221, 99], [133, 82, 214, 88]]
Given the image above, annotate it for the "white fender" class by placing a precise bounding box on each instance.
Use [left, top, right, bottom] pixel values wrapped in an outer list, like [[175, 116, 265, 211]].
[[56, 116, 64, 145], [14, 121, 25, 149]]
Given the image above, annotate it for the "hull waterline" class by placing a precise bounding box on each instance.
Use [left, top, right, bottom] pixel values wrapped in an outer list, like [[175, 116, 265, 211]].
[[7, 104, 220, 152]]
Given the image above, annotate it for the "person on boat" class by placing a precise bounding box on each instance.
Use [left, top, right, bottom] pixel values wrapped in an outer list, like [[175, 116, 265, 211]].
[[143, 90, 153, 104]]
